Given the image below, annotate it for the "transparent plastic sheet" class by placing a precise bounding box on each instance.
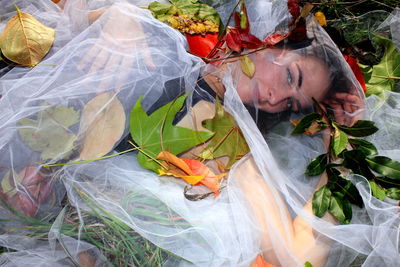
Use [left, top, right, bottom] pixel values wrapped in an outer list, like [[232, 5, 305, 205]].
[[0, 1, 399, 267]]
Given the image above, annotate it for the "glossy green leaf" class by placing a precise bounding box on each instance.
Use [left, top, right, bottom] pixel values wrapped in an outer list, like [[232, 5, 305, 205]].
[[18, 105, 80, 161], [305, 153, 327, 176], [329, 195, 352, 224], [342, 150, 374, 179], [312, 185, 332, 218], [386, 188, 400, 200], [375, 176, 400, 188], [369, 181, 386, 200], [291, 113, 321, 135], [332, 124, 348, 156], [336, 120, 378, 137], [199, 98, 249, 168], [366, 156, 400, 180], [360, 36, 400, 97], [348, 138, 378, 156], [326, 168, 363, 208], [304, 262, 313, 267], [130, 95, 214, 172]]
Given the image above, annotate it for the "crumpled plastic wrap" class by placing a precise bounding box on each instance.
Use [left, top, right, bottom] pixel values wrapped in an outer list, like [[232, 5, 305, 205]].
[[0, 0, 399, 266]]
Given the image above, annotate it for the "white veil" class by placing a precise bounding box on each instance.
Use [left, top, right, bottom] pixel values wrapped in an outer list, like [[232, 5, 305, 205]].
[[0, 0, 399, 266]]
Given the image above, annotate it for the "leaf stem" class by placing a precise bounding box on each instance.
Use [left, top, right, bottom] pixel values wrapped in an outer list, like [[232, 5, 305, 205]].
[[371, 75, 400, 80], [43, 147, 138, 168]]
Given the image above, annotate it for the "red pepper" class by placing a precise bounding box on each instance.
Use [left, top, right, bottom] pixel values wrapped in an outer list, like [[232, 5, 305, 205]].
[[186, 33, 219, 59], [343, 54, 367, 93]]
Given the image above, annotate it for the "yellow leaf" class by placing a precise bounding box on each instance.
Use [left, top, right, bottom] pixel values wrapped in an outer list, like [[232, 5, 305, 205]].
[[314, 12, 327, 27], [240, 55, 255, 78], [79, 93, 126, 160], [0, 5, 55, 67], [158, 169, 205, 185]]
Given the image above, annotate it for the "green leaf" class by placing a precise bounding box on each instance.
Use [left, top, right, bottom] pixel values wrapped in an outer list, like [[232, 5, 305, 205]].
[[326, 168, 363, 208], [312, 185, 332, 218], [348, 138, 378, 156], [329, 195, 352, 224], [361, 35, 400, 97], [336, 120, 378, 137], [305, 153, 327, 176], [332, 124, 348, 156], [366, 156, 400, 180], [199, 98, 249, 168], [240, 55, 255, 78], [291, 113, 321, 135], [18, 105, 80, 161], [386, 188, 400, 200], [369, 181, 386, 200], [342, 150, 374, 179], [374, 176, 400, 188], [304, 262, 313, 267], [130, 95, 214, 172]]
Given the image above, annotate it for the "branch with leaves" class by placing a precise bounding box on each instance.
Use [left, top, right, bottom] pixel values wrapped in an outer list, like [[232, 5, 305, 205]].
[[291, 100, 400, 224]]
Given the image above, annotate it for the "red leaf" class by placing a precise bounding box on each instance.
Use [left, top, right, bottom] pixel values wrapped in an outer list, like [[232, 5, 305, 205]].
[[287, 0, 300, 20], [239, 32, 263, 49], [343, 55, 367, 93], [226, 30, 242, 52], [263, 33, 288, 46], [186, 33, 219, 58]]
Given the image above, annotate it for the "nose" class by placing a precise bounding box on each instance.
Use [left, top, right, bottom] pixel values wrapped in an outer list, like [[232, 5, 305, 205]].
[[265, 86, 288, 105]]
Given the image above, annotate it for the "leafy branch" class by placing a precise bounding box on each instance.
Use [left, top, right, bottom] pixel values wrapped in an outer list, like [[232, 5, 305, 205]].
[[291, 101, 400, 224]]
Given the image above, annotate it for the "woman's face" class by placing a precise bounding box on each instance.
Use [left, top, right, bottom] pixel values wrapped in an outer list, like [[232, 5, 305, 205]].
[[235, 48, 330, 113]]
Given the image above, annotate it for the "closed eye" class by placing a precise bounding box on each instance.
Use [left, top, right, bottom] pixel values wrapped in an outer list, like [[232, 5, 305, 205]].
[[287, 67, 293, 85]]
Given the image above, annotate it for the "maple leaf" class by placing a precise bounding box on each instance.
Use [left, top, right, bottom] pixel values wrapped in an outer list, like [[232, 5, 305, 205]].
[[130, 95, 214, 172], [199, 98, 249, 168]]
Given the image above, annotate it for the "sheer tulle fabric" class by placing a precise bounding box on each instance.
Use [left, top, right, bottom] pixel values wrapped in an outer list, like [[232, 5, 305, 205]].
[[0, 0, 399, 266]]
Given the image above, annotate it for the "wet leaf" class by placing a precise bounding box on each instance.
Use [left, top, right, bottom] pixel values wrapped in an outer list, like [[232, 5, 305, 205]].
[[291, 113, 320, 135], [366, 156, 400, 180], [336, 120, 378, 137], [130, 95, 213, 172], [360, 36, 400, 96], [369, 181, 386, 200], [18, 105, 80, 161], [386, 188, 400, 200], [240, 55, 255, 78], [332, 124, 348, 156], [79, 93, 126, 160], [305, 153, 327, 176], [250, 254, 276, 267], [199, 98, 249, 168], [329, 195, 352, 224], [0, 5, 55, 67], [348, 139, 378, 156], [312, 185, 332, 218]]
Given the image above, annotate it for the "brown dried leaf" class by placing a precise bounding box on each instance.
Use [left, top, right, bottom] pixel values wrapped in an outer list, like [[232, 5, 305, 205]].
[[0, 5, 55, 67], [79, 93, 126, 160]]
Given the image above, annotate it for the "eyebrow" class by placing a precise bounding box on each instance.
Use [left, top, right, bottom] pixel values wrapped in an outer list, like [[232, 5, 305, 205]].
[[296, 63, 303, 89]]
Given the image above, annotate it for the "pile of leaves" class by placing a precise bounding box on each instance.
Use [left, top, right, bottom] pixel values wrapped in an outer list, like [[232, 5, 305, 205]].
[[130, 95, 249, 198], [292, 101, 400, 224]]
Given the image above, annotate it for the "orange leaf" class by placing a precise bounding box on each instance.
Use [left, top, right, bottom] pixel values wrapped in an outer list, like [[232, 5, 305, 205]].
[[250, 254, 276, 267], [156, 151, 226, 196], [157, 151, 193, 176]]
